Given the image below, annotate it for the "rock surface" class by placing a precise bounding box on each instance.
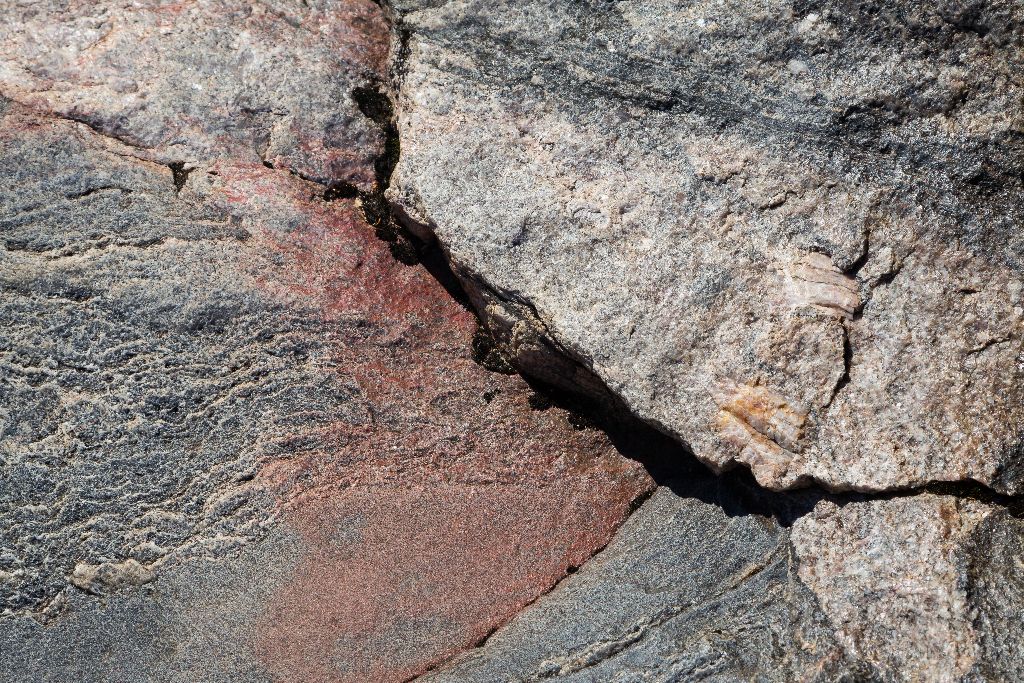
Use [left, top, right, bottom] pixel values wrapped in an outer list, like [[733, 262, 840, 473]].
[[422, 482, 865, 683], [0, 101, 651, 681], [3, 1, 1024, 682], [424, 483, 1024, 683], [791, 494, 1024, 682], [388, 0, 1024, 492], [0, 0, 389, 191]]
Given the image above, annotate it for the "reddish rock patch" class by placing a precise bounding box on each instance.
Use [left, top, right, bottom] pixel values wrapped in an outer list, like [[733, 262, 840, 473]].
[[0, 1, 654, 676], [197, 163, 653, 682], [258, 483, 641, 683]]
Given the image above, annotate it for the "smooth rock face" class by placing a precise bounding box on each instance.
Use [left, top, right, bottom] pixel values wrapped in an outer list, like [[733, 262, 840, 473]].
[[422, 483, 864, 682], [388, 0, 1024, 492], [0, 0, 389, 190], [0, 105, 652, 682], [791, 494, 1024, 683]]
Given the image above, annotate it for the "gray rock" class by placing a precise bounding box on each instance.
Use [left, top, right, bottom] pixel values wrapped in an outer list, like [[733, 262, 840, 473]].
[[387, 0, 1024, 492], [422, 483, 866, 683], [0, 105, 652, 681], [422, 482, 1024, 683], [3, 2, 1023, 681], [0, 109, 284, 619], [0, 527, 299, 683]]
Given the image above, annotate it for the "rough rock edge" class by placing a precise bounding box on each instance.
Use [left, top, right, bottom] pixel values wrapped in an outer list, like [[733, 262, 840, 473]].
[[377, 1, 1024, 499]]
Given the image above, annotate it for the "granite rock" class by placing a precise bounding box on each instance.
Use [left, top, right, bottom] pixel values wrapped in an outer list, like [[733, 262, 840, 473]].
[[791, 494, 1024, 683], [422, 484, 1024, 683], [0, 0, 390, 190], [3, 1, 1024, 681], [387, 0, 1024, 492]]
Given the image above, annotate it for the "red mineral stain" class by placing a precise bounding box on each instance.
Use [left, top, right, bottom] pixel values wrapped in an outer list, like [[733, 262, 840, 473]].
[[204, 163, 653, 682], [257, 482, 643, 683]]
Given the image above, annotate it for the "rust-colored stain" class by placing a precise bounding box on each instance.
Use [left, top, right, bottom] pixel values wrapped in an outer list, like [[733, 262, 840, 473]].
[[256, 483, 639, 683], [205, 163, 652, 682]]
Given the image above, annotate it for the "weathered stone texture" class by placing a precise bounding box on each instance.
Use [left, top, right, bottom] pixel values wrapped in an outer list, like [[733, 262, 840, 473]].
[[421, 483, 863, 682], [3, 1, 1024, 681], [792, 495, 1024, 683], [423, 485, 1024, 683], [0, 0, 390, 190], [388, 0, 1024, 492], [0, 104, 651, 682]]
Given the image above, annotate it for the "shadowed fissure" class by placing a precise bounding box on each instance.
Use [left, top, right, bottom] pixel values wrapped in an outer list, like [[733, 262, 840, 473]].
[[309, 10, 1024, 674]]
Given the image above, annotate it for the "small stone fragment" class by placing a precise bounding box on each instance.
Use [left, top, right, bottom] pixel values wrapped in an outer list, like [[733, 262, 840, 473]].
[[69, 560, 155, 596]]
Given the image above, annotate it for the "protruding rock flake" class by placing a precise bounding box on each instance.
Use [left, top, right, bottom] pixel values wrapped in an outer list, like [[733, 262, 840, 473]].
[[710, 379, 805, 486], [69, 560, 155, 596], [785, 252, 860, 319]]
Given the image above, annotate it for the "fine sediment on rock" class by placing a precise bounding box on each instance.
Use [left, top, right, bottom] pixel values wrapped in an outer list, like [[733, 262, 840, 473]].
[[387, 0, 1024, 493]]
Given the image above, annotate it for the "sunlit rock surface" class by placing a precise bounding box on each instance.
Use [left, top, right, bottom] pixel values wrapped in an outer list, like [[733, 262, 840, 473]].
[[388, 0, 1024, 492]]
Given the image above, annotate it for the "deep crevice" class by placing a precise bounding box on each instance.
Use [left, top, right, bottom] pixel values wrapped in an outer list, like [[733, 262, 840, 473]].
[[168, 162, 190, 193], [348, 11, 1024, 520], [824, 323, 854, 410]]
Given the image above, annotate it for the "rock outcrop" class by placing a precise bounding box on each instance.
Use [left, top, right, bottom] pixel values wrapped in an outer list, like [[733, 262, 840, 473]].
[[0, 10, 654, 678], [0, 0, 390, 191], [791, 494, 1024, 681], [422, 483, 864, 683], [387, 0, 1024, 493], [2, 1, 1024, 681]]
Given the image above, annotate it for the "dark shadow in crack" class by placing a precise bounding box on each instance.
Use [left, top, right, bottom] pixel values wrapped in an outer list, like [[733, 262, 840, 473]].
[[373, 186, 1024, 527], [516, 375, 825, 527]]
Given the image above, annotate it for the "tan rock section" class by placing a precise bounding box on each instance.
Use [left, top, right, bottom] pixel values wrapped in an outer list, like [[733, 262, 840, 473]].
[[387, 0, 1024, 492], [791, 495, 1015, 682]]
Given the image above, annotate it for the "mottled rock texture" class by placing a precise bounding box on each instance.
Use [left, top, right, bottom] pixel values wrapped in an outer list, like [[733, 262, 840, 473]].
[[4, 1, 1024, 682], [0, 0, 389, 190], [388, 0, 1024, 492], [0, 101, 651, 682], [423, 483, 1024, 683], [792, 494, 1024, 682]]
